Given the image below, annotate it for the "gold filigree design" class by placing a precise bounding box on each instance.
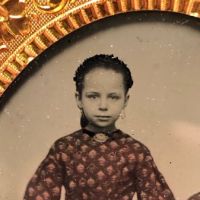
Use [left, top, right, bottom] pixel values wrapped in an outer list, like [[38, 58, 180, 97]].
[[33, 0, 76, 13], [1, 0, 200, 98], [0, 0, 30, 53]]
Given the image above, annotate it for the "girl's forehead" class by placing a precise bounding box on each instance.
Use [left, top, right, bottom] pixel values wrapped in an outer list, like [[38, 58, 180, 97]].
[[85, 68, 123, 80], [83, 68, 124, 91]]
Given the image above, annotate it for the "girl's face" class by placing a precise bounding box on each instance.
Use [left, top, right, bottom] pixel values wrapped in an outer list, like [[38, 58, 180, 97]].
[[76, 67, 129, 131]]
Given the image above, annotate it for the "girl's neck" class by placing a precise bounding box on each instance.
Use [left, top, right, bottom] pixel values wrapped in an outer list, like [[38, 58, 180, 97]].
[[84, 123, 117, 133]]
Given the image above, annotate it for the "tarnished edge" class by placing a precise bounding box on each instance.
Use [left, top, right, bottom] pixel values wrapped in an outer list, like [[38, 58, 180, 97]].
[[0, 0, 200, 97]]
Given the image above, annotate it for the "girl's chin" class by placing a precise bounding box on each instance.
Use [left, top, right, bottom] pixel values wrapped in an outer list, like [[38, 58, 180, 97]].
[[91, 122, 115, 129]]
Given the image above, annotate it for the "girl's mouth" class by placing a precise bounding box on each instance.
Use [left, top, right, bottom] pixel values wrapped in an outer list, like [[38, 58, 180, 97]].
[[95, 115, 111, 118], [95, 116, 111, 121]]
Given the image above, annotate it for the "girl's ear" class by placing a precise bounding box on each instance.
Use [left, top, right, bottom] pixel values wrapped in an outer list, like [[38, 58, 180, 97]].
[[124, 93, 130, 108], [75, 92, 82, 110]]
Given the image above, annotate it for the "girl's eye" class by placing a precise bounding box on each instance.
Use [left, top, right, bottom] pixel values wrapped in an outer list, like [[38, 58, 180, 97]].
[[110, 96, 120, 100], [87, 95, 97, 99]]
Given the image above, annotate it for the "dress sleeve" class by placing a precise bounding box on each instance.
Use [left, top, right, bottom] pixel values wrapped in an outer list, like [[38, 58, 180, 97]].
[[135, 145, 175, 200], [23, 142, 65, 200]]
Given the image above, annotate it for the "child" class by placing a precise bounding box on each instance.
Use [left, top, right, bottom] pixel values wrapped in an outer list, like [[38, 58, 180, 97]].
[[24, 54, 175, 200]]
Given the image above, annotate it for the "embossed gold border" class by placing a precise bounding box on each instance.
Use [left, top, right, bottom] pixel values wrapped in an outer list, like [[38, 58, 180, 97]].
[[0, 0, 200, 98]]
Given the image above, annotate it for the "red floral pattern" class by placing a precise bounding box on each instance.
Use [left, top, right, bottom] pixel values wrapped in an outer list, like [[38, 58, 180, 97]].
[[24, 129, 175, 200]]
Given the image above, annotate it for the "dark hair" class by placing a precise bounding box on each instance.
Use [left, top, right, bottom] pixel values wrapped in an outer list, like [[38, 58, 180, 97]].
[[73, 54, 134, 128]]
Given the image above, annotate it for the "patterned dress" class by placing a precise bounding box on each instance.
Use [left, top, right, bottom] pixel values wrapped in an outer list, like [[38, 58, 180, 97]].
[[24, 129, 175, 200]]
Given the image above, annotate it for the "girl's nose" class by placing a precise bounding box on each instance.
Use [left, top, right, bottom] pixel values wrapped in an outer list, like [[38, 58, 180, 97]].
[[99, 98, 108, 110]]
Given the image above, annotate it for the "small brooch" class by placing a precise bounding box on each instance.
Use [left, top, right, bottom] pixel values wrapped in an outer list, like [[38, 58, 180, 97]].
[[92, 133, 109, 143]]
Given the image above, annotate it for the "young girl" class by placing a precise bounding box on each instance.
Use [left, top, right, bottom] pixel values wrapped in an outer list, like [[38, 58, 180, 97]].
[[24, 54, 175, 200]]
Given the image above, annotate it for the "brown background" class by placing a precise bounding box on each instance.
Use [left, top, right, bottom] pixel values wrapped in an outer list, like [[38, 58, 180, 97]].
[[0, 12, 200, 200]]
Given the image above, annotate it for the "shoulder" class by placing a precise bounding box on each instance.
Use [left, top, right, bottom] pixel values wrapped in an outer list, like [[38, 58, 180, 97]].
[[119, 130, 155, 164], [119, 129, 151, 154], [50, 129, 82, 152]]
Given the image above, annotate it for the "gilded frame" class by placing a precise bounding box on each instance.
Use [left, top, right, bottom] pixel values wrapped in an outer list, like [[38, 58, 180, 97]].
[[1, 0, 200, 199], [0, 0, 200, 98]]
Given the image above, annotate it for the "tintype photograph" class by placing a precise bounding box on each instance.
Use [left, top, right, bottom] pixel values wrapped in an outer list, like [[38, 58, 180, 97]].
[[0, 0, 200, 200]]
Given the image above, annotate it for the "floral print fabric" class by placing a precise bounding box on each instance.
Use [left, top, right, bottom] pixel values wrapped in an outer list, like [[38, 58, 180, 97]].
[[24, 129, 175, 200]]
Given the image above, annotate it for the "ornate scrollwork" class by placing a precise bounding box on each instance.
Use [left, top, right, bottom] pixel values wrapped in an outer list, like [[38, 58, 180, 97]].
[[0, 0, 30, 52], [33, 0, 76, 13], [1, 0, 200, 97]]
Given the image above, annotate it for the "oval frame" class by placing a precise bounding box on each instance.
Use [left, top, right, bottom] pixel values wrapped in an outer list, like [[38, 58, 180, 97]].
[[1, 0, 200, 199], [0, 0, 200, 98]]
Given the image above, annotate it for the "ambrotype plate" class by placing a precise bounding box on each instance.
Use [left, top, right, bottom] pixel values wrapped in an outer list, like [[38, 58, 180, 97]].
[[0, 0, 200, 199]]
